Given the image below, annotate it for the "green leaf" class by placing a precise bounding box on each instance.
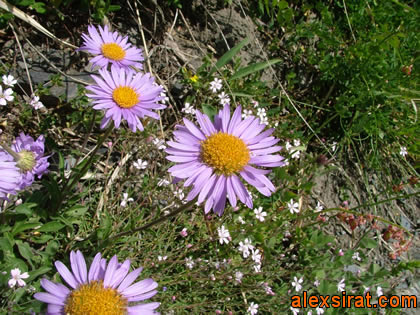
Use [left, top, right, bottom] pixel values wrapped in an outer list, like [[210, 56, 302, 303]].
[[360, 238, 378, 249], [209, 37, 250, 75], [231, 92, 253, 98], [16, 241, 34, 267], [108, 4, 120, 11], [65, 205, 89, 217], [0, 237, 14, 254], [230, 59, 282, 81], [37, 221, 65, 232], [12, 222, 41, 236], [32, 234, 54, 244], [14, 203, 37, 217], [97, 212, 112, 240], [28, 266, 51, 280]]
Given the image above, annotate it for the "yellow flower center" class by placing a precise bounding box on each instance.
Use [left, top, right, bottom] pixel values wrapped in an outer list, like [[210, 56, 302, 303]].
[[17, 150, 36, 172], [201, 132, 250, 176], [64, 281, 127, 315], [112, 86, 139, 108], [101, 43, 126, 61]]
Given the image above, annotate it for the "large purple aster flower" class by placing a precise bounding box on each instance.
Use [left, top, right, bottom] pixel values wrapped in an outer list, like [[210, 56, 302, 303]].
[[86, 67, 165, 132], [0, 151, 21, 199], [166, 104, 286, 215], [34, 251, 160, 314], [11, 133, 49, 190], [79, 24, 144, 71]]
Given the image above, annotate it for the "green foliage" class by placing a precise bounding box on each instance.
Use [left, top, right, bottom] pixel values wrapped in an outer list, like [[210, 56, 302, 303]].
[[249, 0, 419, 167]]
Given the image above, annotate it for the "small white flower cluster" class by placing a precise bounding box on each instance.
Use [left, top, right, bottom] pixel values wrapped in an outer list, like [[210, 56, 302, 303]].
[[8, 268, 29, 288], [314, 201, 323, 213], [287, 199, 299, 214], [400, 146, 408, 157], [173, 188, 185, 201], [256, 107, 268, 125], [285, 139, 302, 159], [218, 92, 230, 106], [0, 74, 15, 106], [23, 94, 44, 110], [133, 158, 148, 170], [159, 86, 169, 104], [120, 193, 134, 208], [253, 206, 267, 222], [153, 138, 167, 150], [292, 276, 303, 292], [209, 78, 222, 93], [247, 302, 259, 314], [185, 257, 195, 269], [217, 225, 231, 244], [181, 102, 196, 115], [241, 109, 253, 119], [238, 238, 262, 273]]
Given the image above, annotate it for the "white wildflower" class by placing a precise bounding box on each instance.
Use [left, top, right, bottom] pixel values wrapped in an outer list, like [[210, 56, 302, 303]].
[[209, 78, 222, 93], [120, 193, 134, 208], [337, 278, 345, 292], [247, 302, 258, 315], [217, 225, 231, 245], [315, 201, 324, 212], [133, 159, 148, 170], [8, 268, 29, 288], [181, 102, 196, 114], [291, 276, 303, 292], [2, 74, 17, 87], [254, 206, 267, 222], [400, 146, 408, 157], [287, 199, 299, 214], [185, 257, 195, 269], [0, 85, 14, 105]]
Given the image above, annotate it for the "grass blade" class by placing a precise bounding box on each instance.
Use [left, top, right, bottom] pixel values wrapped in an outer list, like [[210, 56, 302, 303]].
[[209, 37, 250, 75], [230, 58, 282, 81]]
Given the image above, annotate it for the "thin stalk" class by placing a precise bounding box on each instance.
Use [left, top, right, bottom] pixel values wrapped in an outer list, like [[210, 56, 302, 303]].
[[299, 191, 419, 235], [0, 143, 20, 161], [54, 125, 114, 212], [113, 199, 197, 239]]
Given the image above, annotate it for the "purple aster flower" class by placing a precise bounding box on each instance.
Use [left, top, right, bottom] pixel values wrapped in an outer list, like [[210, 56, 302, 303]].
[[166, 104, 286, 215], [11, 133, 50, 190], [79, 24, 144, 71], [34, 250, 160, 314], [86, 67, 165, 132], [0, 151, 21, 199]]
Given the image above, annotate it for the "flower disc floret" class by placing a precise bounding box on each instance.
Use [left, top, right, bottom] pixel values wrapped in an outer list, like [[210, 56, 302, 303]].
[[112, 86, 139, 108], [79, 24, 144, 71], [11, 133, 49, 190], [65, 281, 127, 315], [34, 250, 160, 314], [86, 67, 165, 132], [17, 150, 36, 172], [166, 104, 286, 215], [201, 132, 250, 176], [101, 43, 126, 61]]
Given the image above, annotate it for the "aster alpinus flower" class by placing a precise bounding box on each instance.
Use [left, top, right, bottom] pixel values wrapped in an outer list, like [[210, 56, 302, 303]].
[[11, 133, 50, 189], [79, 24, 144, 71], [34, 250, 160, 314], [0, 151, 20, 199], [166, 104, 285, 215], [86, 67, 165, 132]]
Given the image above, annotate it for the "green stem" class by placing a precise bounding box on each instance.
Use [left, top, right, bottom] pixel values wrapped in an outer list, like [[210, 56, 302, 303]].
[[113, 199, 197, 239], [300, 191, 419, 235], [0, 143, 20, 161], [54, 125, 114, 212]]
